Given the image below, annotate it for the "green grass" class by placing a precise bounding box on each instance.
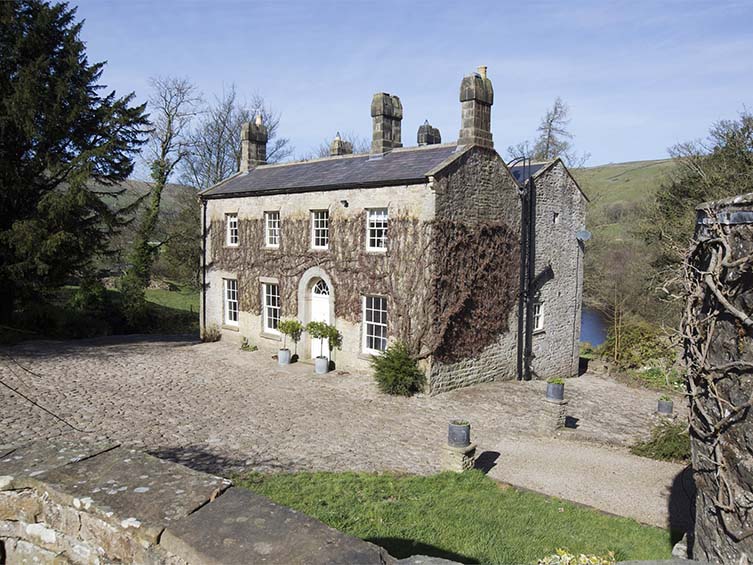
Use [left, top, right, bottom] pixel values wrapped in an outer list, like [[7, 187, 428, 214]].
[[236, 470, 673, 564], [574, 159, 676, 208], [144, 286, 199, 313]]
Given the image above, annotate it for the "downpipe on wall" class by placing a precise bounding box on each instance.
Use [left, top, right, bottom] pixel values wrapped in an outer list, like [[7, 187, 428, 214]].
[[201, 197, 207, 336]]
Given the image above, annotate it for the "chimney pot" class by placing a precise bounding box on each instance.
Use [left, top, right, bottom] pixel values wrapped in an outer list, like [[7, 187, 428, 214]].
[[370, 92, 403, 155], [239, 116, 268, 171], [330, 132, 353, 156], [417, 120, 442, 146], [458, 67, 494, 148]]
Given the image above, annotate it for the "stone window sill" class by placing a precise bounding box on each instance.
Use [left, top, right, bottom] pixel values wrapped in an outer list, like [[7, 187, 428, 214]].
[[260, 332, 281, 342], [222, 324, 240, 332], [533, 329, 546, 336]]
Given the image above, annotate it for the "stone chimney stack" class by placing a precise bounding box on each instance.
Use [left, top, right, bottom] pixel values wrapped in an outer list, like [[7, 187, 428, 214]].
[[329, 132, 353, 156], [458, 66, 494, 148], [239, 114, 268, 172], [417, 120, 442, 146], [370, 93, 403, 155]]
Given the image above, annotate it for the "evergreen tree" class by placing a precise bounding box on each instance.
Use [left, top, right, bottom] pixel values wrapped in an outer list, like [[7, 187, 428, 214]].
[[0, 0, 148, 320]]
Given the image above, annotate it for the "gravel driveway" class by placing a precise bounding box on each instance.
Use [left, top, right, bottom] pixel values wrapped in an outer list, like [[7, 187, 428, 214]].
[[1, 335, 691, 528]]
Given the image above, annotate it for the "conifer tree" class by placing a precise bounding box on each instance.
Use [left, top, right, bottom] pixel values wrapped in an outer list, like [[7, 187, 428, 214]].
[[0, 0, 148, 320]]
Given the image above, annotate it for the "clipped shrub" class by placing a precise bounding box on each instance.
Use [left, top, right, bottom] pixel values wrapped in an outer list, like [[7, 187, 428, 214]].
[[630, 420, 690, 463], [547, 377, 565, 385], [202, 323, 221, 342], [278, 319, 303, 350], [371, 341, 425, 396]]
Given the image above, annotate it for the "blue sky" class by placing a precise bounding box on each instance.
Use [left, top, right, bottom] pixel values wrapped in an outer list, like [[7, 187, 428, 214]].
[[74, 0, 753, 169]]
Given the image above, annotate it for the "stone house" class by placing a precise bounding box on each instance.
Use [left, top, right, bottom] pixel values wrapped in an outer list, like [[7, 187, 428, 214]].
[[198, 67, 587, 393]]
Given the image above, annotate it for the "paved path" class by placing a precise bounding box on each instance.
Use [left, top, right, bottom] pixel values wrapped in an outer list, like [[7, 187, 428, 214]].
[[0, 336, 690, 529]]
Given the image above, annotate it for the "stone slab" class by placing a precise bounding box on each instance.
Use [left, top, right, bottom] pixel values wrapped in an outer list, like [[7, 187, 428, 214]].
[[32, 447, 230, 544], [161, 486, 394, 565], [0, 440, 116, 489]]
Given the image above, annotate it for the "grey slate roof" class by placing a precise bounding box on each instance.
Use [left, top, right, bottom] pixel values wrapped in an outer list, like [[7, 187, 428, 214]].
[[509, 162, 549, 185], [200, 144, 460, 198]]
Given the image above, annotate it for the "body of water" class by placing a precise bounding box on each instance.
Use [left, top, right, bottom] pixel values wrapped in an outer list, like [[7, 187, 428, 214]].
[[581, 307, 608, 346]]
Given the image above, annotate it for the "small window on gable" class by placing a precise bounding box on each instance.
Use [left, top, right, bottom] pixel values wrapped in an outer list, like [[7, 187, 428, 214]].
[[533, 301, 544, 333], [366, 208, 388, 251], [265, 211, 280, 247], [226, 213, 239, 246], [553, 212, 560, 224]]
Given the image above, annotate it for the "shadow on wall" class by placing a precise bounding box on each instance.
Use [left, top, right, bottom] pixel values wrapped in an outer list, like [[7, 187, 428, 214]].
[[668, 465, 697, 553], [368, 537, 479, 564], [148, 445, 293, 477]]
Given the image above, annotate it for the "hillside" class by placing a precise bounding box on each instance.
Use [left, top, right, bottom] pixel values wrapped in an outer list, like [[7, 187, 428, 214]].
[[573, 159, 677, 242]]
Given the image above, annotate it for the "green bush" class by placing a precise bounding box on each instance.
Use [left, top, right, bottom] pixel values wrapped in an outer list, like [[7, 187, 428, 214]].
[[370, 341, 425, 396], [630, 420, 690, 463], [598, 319, 672, 370], [631, 366, 684, 392], [547, 377, 565, 385]]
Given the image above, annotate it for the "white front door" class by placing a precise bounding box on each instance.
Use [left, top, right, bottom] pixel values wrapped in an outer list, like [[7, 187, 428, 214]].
[[310, 279, 330, 359]]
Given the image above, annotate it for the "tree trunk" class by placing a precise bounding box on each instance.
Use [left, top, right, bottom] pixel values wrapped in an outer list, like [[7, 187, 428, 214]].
[[683, 196, 753, 562]]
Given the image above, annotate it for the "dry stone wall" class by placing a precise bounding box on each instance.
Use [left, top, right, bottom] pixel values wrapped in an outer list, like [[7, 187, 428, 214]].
[[0, 441, 392, 564]]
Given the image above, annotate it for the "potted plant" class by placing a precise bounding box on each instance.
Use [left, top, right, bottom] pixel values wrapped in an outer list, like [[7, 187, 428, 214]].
[[657, 394, 674, 415], [448, 420, 471, 448], [277, 319, 303, 366], [306, 321, 331, 374], [546, 377, 565, 402], [324, 324, 343, 370]]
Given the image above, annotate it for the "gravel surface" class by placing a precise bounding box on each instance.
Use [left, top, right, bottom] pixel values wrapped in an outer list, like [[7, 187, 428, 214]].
[[0, 335, 690, 528]]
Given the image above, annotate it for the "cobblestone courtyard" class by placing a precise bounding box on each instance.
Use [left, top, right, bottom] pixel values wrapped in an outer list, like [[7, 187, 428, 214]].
[[1, 335, 690, 528]]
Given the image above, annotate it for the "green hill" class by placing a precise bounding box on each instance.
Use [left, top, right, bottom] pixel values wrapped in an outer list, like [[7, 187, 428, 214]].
[[573, 159, 677, 242]]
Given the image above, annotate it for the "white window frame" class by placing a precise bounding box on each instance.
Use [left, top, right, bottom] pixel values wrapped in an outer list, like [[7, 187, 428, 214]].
[[265, 211, 280, 248], [226, 213, 239, 247], [533, 301, 544, 333], [263, 283, 281, 334], [362, 295, 388, 354], [366, 208, 388, 252], [223, 278, 239, 326], [311, 210, 329, 250]]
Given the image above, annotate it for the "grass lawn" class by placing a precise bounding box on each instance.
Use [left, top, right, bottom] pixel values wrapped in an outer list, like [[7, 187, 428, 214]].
[[144, 286, 199, 313], [236, 470, 673, 564]]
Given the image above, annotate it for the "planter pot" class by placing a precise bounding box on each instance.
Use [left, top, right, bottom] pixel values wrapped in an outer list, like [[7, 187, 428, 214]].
[[657, 399, 674, 415], [314, 356, 329, 374], [448, 421, 471, 448], [546, 382, 565, 402], [278, 349, 291, 366]]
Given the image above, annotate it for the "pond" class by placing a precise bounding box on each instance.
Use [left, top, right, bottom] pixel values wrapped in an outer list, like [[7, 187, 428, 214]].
[[581, 307, 608, 346]]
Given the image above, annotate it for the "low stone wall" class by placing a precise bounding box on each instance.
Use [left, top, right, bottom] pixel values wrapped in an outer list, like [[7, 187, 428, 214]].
[[0, 441, 392, 564]]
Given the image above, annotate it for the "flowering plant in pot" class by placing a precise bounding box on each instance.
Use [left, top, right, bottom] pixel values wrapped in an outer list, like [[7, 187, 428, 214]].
[[277, 319, 303, 365], [657, 394, 673, 415], [546, 377, 565, 402], [306, 321, 342, 374]]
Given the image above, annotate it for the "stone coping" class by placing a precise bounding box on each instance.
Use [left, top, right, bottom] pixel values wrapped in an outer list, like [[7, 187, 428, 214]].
[[0, 441, 391, 564]]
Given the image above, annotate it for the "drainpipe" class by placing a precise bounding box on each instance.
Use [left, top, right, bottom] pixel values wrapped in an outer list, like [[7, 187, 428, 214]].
[[516, 185, 527, 381], [523, 177, 537, 381], [201, 197, 208, 336]]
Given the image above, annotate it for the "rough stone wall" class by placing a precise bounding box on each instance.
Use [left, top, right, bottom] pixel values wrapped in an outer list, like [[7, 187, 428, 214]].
[[202, 184, 436, 369], [428, 147, 522, 393], [683, 195, 753, 563], [529, 162, 586, 379], [0, 442, 392, 564]]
